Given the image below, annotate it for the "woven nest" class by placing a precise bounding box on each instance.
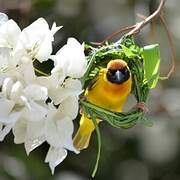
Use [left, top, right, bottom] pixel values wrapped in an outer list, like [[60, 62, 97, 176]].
[[80, 36, 152, 129]]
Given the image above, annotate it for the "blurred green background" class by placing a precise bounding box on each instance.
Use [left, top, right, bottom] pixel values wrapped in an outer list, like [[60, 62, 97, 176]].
[[0, 0, 180, 179]]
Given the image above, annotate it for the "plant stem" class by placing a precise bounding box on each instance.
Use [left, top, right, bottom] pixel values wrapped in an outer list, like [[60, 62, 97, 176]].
[[34, 68, 49, 76], [158, 13, 176, 80]]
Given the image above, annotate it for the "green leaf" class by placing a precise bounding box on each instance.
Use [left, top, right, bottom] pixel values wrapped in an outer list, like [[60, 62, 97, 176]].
[[120, 44, 135, 58], [143, 44, 160, 88]]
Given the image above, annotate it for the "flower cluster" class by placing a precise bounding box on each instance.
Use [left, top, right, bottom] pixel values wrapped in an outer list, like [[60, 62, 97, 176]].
[[0, 13, 87, 173]]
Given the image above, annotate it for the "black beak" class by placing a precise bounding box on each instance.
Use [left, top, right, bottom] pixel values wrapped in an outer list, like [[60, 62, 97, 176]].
[[115, 70, 124, 83], [106, 68, 130, 84]]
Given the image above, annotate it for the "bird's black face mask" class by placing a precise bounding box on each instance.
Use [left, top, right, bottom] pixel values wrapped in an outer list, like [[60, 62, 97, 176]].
[[106, 67, 130, 84]]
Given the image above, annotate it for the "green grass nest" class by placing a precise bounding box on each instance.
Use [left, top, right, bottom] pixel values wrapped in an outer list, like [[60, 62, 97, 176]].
[[79, 35, 160, 177]]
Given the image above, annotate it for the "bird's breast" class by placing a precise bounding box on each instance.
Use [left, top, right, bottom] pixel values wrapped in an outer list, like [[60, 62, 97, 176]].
[[85, 74, 132, 112]]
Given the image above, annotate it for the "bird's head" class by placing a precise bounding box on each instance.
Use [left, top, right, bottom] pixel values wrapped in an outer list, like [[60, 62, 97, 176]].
[[106, 59, 131, 84]]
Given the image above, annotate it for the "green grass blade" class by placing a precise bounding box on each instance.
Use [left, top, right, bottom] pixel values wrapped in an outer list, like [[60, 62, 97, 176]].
[[89, 112, 101, 178], [120, 44, 135, 58]]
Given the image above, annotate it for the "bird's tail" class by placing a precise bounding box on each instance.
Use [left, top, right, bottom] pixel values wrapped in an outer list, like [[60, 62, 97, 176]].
[[73, 128, 92, 151], [73, 115, 100, 151]]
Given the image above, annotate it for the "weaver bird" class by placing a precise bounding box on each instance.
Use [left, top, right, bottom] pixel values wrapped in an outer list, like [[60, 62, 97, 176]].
[[73, 59, 132, 150]]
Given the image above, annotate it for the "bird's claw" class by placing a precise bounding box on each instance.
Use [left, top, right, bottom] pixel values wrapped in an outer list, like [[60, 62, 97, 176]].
[[131, 102, 149, 113]]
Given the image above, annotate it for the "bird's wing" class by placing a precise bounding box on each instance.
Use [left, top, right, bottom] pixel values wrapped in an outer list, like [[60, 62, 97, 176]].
[[87, 76, 99, 91], [87, 68, 105, 91]]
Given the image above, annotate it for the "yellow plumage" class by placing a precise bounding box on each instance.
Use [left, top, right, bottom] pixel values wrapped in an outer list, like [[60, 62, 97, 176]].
[[73, 60, 132, 150]]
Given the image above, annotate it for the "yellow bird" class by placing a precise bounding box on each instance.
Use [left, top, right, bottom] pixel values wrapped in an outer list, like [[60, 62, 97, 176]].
[[73, 59, 132, 150]]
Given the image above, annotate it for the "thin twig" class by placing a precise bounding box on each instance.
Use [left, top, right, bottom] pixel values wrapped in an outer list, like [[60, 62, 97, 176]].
[[127, 0, 165, 36], [159, 14, 176, 79]]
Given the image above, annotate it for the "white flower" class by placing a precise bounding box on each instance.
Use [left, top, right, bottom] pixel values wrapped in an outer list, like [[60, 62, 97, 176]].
[[37, 74, 82, 105], [43, 103, 79, 173], [0, 98, 20, 141], [45, 103, 78, 153], [0, 77, 48, 141], [13, 117, 46, 154], [13, 97, 79, 160], [0, 13, 87, 173], [0, 19, 21, 48], [51, 38, 87, 78], [11, 77, 80, 156], [0, 47, 25, 86], [16, 18, 62, 63], [48, 78, 82, 105]]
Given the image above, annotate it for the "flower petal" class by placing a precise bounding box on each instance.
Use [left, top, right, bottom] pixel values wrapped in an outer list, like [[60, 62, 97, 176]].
[[56, 117, 78, 153], [0, 99, 15, 121], [0, 19, 21, 48], [25, 136, 45, 155], [24, 118, 45, 155], [59, 96, 79, 120], [10, 81, 23, 102], [35, 35, 52, 62], [45, 115, 60, 147], [23, 84, 48, 101], [19, 61, 36, 83], [0, 123, 14, 141], [0, 47, 12, 69], [51, 22, 62, 35], [45, 146, 67, 174], [23, 101, 47, 122], [49, 78, 82, 105], [65, 78, 82, 93], [2, 77, 14, 98], [13, 118, 27, 144], [0, 13, 8, 26], [17, 18, 55, 62], [54, 38, 87, 78]]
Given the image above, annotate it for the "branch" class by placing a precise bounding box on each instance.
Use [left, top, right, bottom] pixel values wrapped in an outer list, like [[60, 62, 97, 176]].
[[95, 0, 165, 45]]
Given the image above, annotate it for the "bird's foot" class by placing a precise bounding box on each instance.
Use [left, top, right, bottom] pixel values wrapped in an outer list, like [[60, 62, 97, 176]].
[[130, 102, 149, 113]]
